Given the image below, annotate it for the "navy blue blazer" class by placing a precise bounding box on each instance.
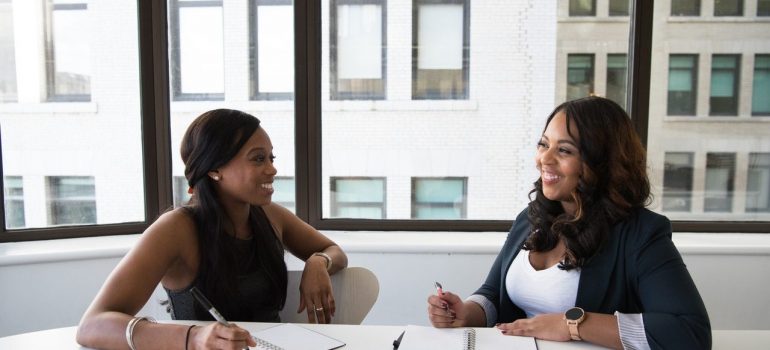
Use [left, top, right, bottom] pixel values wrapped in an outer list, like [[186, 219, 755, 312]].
[[473, 208, 711, 349]]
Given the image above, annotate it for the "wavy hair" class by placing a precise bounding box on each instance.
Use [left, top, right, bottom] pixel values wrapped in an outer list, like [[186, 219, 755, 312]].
[[180, 109, 287, 319], [524, 97, 651, 270]]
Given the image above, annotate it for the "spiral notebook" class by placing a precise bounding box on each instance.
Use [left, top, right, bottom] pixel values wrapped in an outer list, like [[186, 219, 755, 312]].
[[250, 323, 345, 350], [396, 325, 536, 350]]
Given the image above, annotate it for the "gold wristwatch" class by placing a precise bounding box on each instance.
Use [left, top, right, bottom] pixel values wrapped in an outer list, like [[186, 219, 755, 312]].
[[564, 307, 586, 341]]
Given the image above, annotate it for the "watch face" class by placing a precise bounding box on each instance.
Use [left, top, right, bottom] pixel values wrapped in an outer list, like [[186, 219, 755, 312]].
[[565, 307, 584, 320]]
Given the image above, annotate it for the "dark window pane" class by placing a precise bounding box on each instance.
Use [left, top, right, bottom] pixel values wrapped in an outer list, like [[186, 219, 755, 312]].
[[710, 54, 740, 116], [668, 54, 698, 115], [671, 0, 700, 16], [609, 0, 629, 16], [752, 55, 770, 115], [759, 0, 770, 16], [704, 153, 735, 212], [746, 153, 770, 212], [607, 54, 627, 109], [714, 0, 742, 16], [663, 153, 694, 212], [567, 54, 594, 101], [569, 0, 595, 16]]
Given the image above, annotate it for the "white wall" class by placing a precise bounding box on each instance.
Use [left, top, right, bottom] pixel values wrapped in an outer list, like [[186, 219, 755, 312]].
[[1, 232, 769, 338]]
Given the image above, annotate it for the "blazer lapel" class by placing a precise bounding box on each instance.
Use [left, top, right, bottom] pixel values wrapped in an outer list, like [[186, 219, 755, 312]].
[[575, 232, 621, 312]]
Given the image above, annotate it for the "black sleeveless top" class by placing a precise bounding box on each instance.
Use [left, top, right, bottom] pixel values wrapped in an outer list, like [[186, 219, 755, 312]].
[[164, 208, 283, 322]]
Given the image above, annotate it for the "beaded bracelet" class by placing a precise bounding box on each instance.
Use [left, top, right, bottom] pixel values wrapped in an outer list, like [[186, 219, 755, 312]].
[[125, 316, 156, 350], [185, 325, 196, 350]]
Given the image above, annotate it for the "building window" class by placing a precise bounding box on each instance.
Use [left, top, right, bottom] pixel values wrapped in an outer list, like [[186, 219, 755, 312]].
[[169, 0, 224, 101], [705, 153, 735, 212], [0, 0, 17, 103], [412, 177, 467, 219], [46, 1, 90, 102], [173, 176, 191, 207], [752, 54, 770, 116], [747, 153, 770, 212], [567, 54, 594, 101], [330, 177, 386, 219], [272, 176, 296, 213], [714, 0, 743, 16], [671, 0, 700, 16], [710, 54, 740, 116], [760, 0, 770, 16], [46, 176, 96, 225], [250, 0, 293, 101], [607, 54, 627, 109], [609, 0, 629, 16], [569, 0, 595, 16], [330, 0, 386, 100], [662, 153, 694, 212], [412, 0, 469, 100], [3, 176, 25, 229], [668, 54, 698, 116]]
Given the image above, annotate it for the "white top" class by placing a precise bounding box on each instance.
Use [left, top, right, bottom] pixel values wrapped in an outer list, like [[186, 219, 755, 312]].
[[505, 249, 581, 318]]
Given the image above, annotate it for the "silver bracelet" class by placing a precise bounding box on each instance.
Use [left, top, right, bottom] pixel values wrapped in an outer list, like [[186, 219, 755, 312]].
[[125, 316, 156, 350], [311, 252, 332, 271]]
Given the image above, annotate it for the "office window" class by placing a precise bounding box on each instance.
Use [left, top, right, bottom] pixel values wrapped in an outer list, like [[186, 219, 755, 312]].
[[747, 153, 770, 212], [671, 0, 700, 16], [710, 54, 740, 116], [760, 0, 770, 16], [567, 54, 594, 101], [46, 176, 96, 225], [3, 176, 25, 229], [752, 55, 770, 116], [173, 176, 191, 207], [412, 0, 470, 100], [662, 153, 694, 212], [569, 0, 595, 16], [714, 0, 743, 16], [607, 54, 627, 109], [250, 0, 293, 100], [609, 0, 629, 16], [330, 177, 386, 219], [273, 177, 296, 213], [705, 153, 735, 212], [668, 54, 698, 116], [46, 1, 90, 102], [330, 0, 386, 100], [169, 0, 224, 101], [0, 0, 16, 103], [412, 177, 467, 219]]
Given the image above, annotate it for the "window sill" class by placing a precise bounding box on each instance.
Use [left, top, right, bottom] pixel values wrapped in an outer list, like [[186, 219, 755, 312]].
[[167, 100, 479, 113], [668, 17, 770, 23], [2, 231, 769, 267], [663, 115, 770, 122]]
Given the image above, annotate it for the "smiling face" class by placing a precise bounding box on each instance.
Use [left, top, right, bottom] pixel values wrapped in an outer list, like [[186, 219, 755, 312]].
[[211, 127, 277, 207], [536, 111, 583, 215]]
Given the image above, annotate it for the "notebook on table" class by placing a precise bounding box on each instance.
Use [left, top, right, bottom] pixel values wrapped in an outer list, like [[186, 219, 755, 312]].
[[250, 323, 345, 350], [396, 324, 536, 350]]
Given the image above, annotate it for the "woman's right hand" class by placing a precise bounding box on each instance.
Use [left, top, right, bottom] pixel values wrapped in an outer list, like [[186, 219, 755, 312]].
[[189, 322, 256, 350], [427, 291, 467, 328]]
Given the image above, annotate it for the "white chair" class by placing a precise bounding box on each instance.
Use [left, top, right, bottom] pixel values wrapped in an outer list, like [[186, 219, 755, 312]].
[[279, 266, 379, 325]]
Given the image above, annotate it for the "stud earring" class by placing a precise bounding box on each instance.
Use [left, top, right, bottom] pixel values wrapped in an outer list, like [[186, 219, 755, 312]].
[[213, 176, 220, 181]]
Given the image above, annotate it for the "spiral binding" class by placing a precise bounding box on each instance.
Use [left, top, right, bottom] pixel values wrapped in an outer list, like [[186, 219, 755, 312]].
[[462, 328, 476, 350], [253, 336, 286, 350]]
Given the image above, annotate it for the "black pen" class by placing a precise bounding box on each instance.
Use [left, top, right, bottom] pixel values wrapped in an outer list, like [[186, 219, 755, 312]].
[[190, 286, 230, 326]]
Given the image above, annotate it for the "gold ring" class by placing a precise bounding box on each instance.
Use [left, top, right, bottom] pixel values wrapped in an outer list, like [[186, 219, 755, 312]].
[[315, 307, 324, 311]]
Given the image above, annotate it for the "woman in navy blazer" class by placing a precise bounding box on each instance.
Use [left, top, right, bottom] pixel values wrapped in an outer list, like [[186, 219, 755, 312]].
[[427, 97, 710, 349]]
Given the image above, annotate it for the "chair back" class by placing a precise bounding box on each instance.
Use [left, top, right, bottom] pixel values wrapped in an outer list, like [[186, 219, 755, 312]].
[[279, 266, 379, 325]]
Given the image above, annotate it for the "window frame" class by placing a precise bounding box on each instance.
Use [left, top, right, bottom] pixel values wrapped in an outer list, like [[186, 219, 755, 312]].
[[667, 53, 699, 116], [709, 54, 741, 116], [329, 0, 387, 100], [752, 54, 770, 116], [1, 0, 768, 242]]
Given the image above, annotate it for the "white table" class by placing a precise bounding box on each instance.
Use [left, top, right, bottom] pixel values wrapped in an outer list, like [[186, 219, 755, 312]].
[[1, 322, 767, 349]]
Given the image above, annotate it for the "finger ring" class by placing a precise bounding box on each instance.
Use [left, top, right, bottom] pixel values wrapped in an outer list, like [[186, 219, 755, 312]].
[[315, 307, 324, 311]]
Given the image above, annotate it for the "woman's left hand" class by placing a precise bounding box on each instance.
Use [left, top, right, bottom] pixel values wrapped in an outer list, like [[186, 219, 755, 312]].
[[297, 256, 335, 324], [496, 313, 571, 341]]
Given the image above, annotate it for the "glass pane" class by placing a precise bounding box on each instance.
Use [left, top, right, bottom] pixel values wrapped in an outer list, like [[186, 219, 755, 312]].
[[709, 55, 739, 115], [168, 0, 296, 215], [671, 0, 700, 16], [760, 0, 770, 16], [0, 0, 17, 102], [704, 153, 735, 212], [746, 153, 770, 212], [609, 0, 629, 16], [3, 176, 25, 228], [714, 0, 742, 16], [569, 0, 595, 16], [667, 54, 697, 115], [320, 0, 630, 221], [567, 54, 594, 101], [752, 55, 770, 115], [606, 54, 627, 109], [0, 1, 145, 230], [663, 153, 694, 212], [331, 1, 385, 100]]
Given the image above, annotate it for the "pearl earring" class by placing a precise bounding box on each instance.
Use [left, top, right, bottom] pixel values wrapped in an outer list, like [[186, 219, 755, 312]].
[[213, 176, 220, 181]]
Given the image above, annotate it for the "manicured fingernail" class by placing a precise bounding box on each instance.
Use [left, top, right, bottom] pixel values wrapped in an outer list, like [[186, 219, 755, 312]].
[[501, 330, 507, 334]]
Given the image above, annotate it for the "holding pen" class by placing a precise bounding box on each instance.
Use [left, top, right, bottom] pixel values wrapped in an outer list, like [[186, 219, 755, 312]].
[[190, 286, 256, 349]]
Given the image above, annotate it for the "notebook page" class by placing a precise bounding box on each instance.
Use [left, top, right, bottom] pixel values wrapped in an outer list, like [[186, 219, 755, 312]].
[[250, 323, 345, 350], [397, 325, 470, 350], [473, 327, 537, 350]]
